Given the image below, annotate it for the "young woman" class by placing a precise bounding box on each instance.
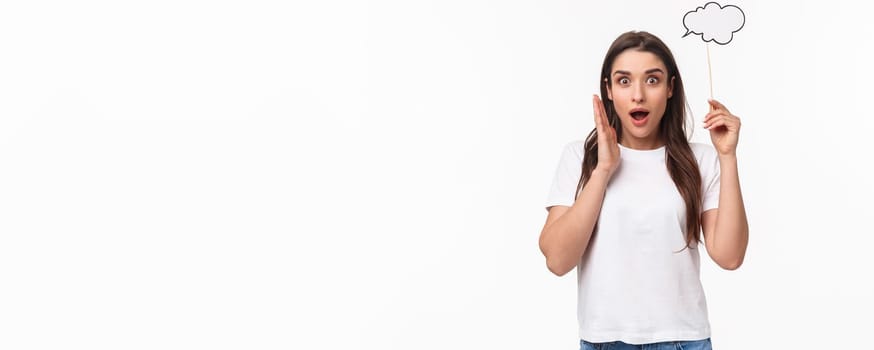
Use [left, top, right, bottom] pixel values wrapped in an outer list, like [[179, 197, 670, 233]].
[[539, 31, 749, 350]]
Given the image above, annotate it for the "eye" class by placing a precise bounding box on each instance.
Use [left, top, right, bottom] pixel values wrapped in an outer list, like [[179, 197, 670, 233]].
[[618, 77, 630, 85], [646, 77, 659, 84]]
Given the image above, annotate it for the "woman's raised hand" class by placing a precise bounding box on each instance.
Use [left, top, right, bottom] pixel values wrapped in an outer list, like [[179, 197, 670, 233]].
[[593, 95, 620, 177], [704, 99, 741, 157]]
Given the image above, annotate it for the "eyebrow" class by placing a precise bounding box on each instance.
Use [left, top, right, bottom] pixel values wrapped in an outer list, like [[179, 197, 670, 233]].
[[612, 68, 666, 76]]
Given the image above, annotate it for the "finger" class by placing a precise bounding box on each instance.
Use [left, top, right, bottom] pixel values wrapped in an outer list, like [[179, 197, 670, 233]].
[[705, 110, 737, 123], [708, 99, 730, 113], [705, 116, 738, 130], [705, 119, 728, 131], [703, 115, 723, 129], [597, 98, 613, 142], [595, 95, 609, 130], [599, 102, 616, 139], [593, 95, 603, 130], [597, 96, 610, 129], [703, 111, 729, 123]]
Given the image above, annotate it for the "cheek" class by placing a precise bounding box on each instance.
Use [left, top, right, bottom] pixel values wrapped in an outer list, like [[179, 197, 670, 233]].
[[612, 88, 631, 100], [649, 88, 671, 107], [611, 101, 629, 116], [650, 86, 670, 98], [610, 90, 630, 109]]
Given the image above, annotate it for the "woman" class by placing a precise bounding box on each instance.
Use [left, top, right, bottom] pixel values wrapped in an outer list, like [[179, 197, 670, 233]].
[[539, 31, 748, 350]]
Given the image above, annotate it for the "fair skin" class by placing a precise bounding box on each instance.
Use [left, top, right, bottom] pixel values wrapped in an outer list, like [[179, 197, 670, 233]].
[[538, 49, 749, 276], [606, 50, 673, 150]]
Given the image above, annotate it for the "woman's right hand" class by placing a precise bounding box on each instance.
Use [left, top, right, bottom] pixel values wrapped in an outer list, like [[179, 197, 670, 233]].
[[592, 95, 619, 177]]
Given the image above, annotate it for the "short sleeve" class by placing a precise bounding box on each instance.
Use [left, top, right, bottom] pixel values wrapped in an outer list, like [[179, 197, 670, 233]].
[[544, 141, 584, 211], [699, 145, 721, 213]]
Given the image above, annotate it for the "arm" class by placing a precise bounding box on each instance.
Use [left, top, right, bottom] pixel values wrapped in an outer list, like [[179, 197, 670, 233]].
[[701, 154, 749, 270], [539, 95, 619, 277], [701, 99, 749, 270], [539, 169, 611, 276]]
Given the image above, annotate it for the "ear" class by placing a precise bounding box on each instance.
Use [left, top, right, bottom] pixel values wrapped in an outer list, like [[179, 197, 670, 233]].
[[604, 78, 613, 100], [668, 76, 675, 99]]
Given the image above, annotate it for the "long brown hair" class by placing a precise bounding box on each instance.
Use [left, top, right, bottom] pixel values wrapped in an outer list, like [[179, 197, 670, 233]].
[[575, 31, 702, 250]]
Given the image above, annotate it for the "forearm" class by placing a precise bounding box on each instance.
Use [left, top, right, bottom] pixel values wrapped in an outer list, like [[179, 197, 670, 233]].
[[540, 170, 611, 276], [712, 154, 749, 267]]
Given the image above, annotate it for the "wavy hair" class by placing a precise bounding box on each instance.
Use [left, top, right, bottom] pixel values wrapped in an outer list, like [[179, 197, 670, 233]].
[[574, 31, 703, 250]]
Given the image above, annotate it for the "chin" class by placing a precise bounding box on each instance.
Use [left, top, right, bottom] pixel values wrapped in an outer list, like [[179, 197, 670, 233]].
[[629, 132, 654, 140]]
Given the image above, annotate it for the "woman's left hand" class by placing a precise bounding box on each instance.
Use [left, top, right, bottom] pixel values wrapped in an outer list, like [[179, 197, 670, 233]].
[[704, 99, 741, 156]]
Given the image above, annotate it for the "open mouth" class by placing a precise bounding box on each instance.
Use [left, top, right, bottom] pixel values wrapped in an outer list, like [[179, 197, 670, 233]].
[[630, 111, 649, 120], [629, 108, 650, 121]]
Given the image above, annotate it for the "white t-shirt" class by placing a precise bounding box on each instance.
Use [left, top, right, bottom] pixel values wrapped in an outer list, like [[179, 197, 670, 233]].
[[544, 140, 721, 344]]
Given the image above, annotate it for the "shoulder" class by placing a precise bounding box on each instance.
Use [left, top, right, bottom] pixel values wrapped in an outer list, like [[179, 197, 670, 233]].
[[560, 139, 586, 162], [688, 142, 720, 176], [688, 142, 718, 163]]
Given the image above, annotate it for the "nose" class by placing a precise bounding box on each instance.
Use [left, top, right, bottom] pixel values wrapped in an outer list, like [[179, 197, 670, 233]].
[[632, 82, 645, 103]]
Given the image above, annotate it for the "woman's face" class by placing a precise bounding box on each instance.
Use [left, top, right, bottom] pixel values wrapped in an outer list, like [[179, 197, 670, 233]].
[[605, 49, 674, 149]]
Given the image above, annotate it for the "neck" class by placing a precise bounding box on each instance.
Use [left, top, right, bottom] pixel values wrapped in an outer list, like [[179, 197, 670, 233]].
[[620, 137, 664, 150]]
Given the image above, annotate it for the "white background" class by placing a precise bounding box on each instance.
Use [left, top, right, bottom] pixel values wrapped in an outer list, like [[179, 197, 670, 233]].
[[1, 1, 871, 349]]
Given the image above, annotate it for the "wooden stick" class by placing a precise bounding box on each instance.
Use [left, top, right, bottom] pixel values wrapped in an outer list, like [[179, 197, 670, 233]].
[[706, 42, 713, 102]]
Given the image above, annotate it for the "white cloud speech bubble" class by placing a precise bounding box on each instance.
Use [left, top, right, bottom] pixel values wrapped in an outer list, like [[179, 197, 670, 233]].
[[682, 2, 745, 45]]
